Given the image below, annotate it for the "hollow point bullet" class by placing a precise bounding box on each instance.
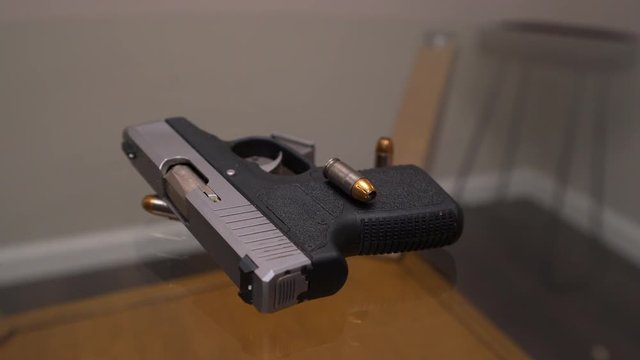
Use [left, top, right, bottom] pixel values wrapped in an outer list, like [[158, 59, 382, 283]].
[[323, 158, 377, 202]]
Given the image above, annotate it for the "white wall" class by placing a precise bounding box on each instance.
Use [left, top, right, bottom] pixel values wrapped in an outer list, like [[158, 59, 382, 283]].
[[0, 13, 421, 245], [1, 1, 639, 247], [1, 1, 640, 31]]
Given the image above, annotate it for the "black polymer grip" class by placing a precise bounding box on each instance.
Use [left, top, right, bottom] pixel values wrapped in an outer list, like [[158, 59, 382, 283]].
[[166, 118, 463, 299], [258, 166, 464, 256]]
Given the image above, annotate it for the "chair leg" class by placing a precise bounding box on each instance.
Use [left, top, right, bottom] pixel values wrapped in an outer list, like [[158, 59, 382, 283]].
[[542, 72, 590, 290], [590, 76, 609, 242], [495, 66, 531, 200], [549, 72, 585, 216], [453, 61, 508, 200]]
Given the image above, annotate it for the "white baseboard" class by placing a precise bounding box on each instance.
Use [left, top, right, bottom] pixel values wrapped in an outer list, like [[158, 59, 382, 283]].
[[439, 167, 640, 266], [1, 167, 639, 287]]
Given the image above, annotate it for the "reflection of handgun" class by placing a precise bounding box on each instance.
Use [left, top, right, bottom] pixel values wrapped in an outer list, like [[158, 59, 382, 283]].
[[122, 118, 463, 312]]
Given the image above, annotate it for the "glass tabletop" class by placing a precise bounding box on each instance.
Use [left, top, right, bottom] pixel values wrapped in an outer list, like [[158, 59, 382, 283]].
[[0, 251, 526, 360]]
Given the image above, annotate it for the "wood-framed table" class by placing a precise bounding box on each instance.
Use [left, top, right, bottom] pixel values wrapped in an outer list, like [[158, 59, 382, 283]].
[[0, 254, 527, 359]]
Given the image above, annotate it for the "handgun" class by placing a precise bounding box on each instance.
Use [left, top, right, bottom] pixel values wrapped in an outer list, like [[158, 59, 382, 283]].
[[122, 118, 463, 312]]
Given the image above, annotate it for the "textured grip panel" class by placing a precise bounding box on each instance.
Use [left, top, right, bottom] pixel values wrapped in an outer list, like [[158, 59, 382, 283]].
[[257, 165, 459, 255], [359, 209, 459, 255]]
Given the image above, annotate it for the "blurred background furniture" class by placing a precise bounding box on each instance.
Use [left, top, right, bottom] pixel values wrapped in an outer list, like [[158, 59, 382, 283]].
[[444, 21, 640, 359], [456, 21, 637, 225], [392, 32, 456, 168], [454, 21, 637, 287]]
